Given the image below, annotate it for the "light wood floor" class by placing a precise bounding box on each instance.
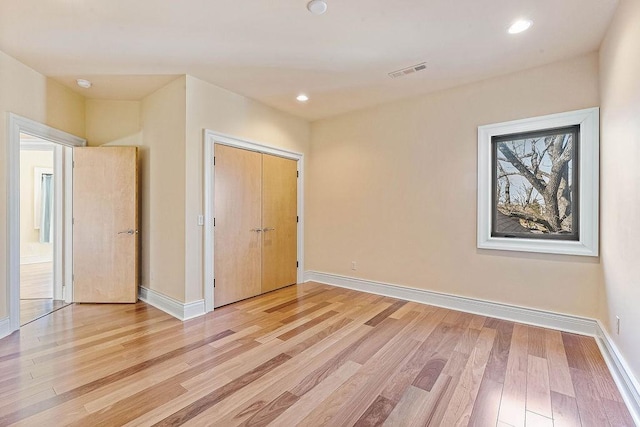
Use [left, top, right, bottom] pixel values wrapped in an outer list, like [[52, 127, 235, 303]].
[[0, 282, 633, 426], [20, 262, 53, 299], [20, 299, 69, 326]]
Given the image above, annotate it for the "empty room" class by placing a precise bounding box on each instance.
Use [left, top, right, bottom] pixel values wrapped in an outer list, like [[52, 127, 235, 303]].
[[0, 0, 638, 425]]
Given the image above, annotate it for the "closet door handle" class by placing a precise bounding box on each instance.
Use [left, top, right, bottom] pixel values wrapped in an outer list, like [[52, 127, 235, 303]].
[[118, 229, 136, 235], [250, 228, 262, 233], [262, 227, 275, 232]]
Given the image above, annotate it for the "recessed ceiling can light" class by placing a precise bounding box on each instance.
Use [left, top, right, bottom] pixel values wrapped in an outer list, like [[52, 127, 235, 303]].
[[76, 78, 92, 89], [508, 19, 533, 34], [307, 0, 327, 15], [296, 94, 309, 102]]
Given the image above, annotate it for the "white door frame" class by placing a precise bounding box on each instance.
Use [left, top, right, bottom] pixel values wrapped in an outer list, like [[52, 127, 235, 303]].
[[7, 113, 86, 333], [203, 130, 304, 313]]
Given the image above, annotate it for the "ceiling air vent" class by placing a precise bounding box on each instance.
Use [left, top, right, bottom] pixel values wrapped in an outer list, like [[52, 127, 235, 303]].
[[388, 62, 427, 79]]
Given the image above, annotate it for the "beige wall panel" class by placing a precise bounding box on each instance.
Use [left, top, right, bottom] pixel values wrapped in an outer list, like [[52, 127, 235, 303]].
[[307, 53, 601, 319], [86, 100, 141, 146], [140, 76, 187, 302], [0, 50, 85, 319], [599, 0, 640, 382], [45, 79, 86, 139]]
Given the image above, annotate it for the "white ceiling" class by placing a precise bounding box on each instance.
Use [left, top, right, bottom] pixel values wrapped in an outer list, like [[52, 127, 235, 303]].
[[0, 0, 618, 121]]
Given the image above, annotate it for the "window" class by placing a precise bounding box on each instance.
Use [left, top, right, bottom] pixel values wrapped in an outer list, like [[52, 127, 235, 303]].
[[478, 108, 599, 256], [492, 125, 579, 241]]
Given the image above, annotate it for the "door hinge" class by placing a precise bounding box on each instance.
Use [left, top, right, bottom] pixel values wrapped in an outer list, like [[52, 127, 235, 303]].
[[72, 160, 75, 168], [213, 279, 216, 288], [296, 261, 299, 268], [213, 218, 216, 227], [296, 216, 299, 223], [296, 171, 299, 178], [72, 218, 75, 225], [213, 156, 216, 166]]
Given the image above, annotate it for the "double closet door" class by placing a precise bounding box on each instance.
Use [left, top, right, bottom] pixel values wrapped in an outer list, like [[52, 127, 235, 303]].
[[214, 144, 297, 307]]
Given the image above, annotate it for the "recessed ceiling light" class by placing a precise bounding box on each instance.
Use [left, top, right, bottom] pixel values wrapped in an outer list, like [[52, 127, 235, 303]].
[[296, 94, 309, 102], [307, 0, 327, 15], [76, 78, 92, 89], [508, 19, 533, 34]]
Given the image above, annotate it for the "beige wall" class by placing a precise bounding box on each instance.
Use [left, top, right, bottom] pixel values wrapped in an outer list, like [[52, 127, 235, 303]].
[[308, 53, 601, 318], [0, 50, 85, 319], [599, 0, 640, 381], [86, 100, 142, 147], [184, 75, 311, 302], [19, 150, 54, 262], [139, 76, 187, 301]]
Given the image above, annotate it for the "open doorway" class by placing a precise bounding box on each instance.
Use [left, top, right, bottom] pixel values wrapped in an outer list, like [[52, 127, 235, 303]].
[[7, 114, 86, 334], [19, 135, 68, 325]]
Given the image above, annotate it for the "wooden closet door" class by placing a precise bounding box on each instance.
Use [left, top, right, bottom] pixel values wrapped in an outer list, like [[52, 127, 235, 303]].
[[73, 146, 138, 303], [261, 154, 298, 293], [214, 144, 262, 307]]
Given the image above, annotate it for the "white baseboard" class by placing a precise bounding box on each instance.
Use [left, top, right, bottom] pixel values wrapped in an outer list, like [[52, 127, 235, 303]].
[[596, 322, 640, 426], [0, 317, 10, 340], [304, 270, 640, 424], [304, 271, 597, 335], [20, 256, 53, 265], [138, 286, 205, 321]]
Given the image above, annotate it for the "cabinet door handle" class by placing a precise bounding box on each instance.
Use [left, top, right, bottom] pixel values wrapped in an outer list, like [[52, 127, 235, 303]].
[[118, 229, 136, 235], [250, 228, 263, 233], [263, 227, 275, 232]]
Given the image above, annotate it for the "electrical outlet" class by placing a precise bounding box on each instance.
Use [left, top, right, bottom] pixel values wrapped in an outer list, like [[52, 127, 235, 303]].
[[351, 261, 357, 271], [616, 316, 620, 335]]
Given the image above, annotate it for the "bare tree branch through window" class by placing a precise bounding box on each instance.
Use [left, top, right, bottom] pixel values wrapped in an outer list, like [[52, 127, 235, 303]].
[[491, 126, 579, 240]]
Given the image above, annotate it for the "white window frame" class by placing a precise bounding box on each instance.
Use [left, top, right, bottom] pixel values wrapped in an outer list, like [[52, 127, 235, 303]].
[[477, 107, 599, 256]]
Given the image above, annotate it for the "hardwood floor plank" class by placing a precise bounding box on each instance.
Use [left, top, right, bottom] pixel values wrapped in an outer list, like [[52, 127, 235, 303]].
[[276, 309, 339, 341], [383, 385, 432, 426], [317, 337, 422, 426], [545, 329, 576, 397], [365, 300, 407, 327], [526, 410, 554, 427], [264, 289, 329, 313], [388, 302, 423, 320], [0, 329, 235, 425], [468, 376, 503, 426], [562, 332, 591, 371], [424, 350, 472, 425], [278, 301, 332, 324], [498, 323, 528, 427], [602, 398, 636, 427], [526, 354, 553, 419], [439, 326, 497, 426], [570, 366, 611, 426], [550, 390, 581, 427], [271, 361, 362, 426], [482, 319, 514, 384], [153, 353, 291, 426], [411, 322, 464, 392], [0, 282, 632, 427], [528, 326, 547, 358], [354, 394, 396, 427], [235, 391, 299, 427], [579, 335, 623, 403]]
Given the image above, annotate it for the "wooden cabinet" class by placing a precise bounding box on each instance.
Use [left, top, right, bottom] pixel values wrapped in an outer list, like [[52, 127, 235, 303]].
[[214, 144, 298, 307]]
